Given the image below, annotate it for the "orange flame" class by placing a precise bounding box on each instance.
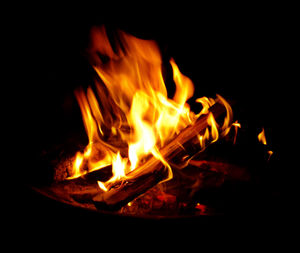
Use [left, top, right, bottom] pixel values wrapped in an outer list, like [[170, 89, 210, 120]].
[[258, 128, 273, 160], [232, 120, 241, 144], [258, 128, 267, 145], [67, 26, 234, 190]]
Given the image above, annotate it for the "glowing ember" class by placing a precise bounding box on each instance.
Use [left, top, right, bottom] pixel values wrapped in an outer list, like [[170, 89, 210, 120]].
[[67, 26, 233, 191]]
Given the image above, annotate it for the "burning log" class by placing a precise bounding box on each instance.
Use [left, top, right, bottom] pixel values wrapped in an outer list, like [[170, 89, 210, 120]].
[[93, 101, 227, 210]]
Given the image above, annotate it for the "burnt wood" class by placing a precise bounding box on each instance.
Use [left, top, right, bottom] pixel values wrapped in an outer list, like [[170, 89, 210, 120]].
[[93, 101, 227, 211]]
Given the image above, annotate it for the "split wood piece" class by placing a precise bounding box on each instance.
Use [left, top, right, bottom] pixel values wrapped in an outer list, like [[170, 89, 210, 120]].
[[93, 102, 227, 211]]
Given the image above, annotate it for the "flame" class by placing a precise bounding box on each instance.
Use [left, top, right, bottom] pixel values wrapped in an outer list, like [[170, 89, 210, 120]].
[[258, 128, 267, 145], [97, 181, 108, 192], [232, 120, 241, 144], [195, 95, 233, 150], [70, 152, 84, 179], [207, 112, 219, 143], [267, 150, 274, 161], [67, 26, 233, 190], [258, 128, 273, 160]]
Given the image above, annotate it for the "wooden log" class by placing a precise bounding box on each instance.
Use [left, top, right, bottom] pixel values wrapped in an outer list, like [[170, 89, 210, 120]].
[[93, 101, 227, 211]]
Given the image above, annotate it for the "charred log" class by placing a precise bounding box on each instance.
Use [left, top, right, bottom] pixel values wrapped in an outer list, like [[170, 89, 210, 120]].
[[93, 101, 228, 210]]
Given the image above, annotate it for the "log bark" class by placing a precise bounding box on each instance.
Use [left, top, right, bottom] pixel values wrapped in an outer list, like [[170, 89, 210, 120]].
[[93, 102, 227, 211]]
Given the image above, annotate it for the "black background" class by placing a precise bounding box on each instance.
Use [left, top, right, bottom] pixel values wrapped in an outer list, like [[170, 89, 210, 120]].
[[8, 4, 296, 244]]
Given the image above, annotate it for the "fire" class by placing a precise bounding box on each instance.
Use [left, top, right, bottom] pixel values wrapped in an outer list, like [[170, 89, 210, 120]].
[[232, 121, 241, 144], [258, 128, 267, 145], [67, 26, 233, 191], [258, 128, 273, 160]]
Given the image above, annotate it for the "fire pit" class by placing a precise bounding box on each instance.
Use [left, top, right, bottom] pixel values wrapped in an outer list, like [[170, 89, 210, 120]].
[[20, 23, 285, 222]]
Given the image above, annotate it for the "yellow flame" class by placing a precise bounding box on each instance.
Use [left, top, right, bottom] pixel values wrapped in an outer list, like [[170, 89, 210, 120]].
[[258, 128, 274, 160], [207, 112, 219, 143], [232, 121, 241, 128], [216, 94, 233, 137], [111, 152, 127, 181], [67, 26, 233, 189], [267, 150, 274, 161], [195, 97, 215, 116], [68, 152, 84, 179], [258, 128, 267, 145], [232, 120, 241, 144], [97, 181, 108, 192]]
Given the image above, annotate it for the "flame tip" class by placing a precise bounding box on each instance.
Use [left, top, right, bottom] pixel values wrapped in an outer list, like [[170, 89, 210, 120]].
[[68, 26, 233, 189]]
